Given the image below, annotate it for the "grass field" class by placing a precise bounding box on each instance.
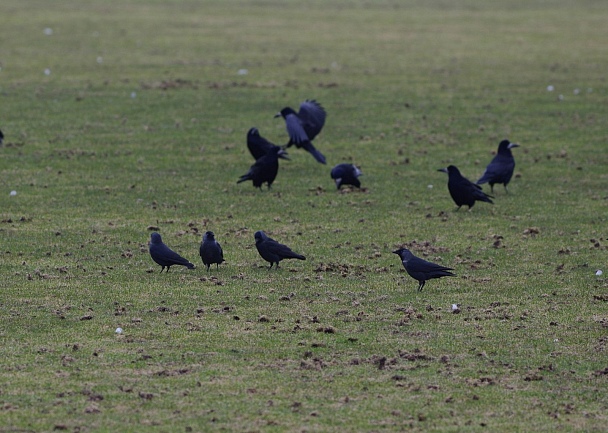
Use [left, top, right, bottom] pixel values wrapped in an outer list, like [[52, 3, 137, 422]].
[[1, 0, 607, 431]]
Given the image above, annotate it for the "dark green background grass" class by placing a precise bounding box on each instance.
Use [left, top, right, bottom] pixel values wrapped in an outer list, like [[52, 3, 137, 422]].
[[1, 1, 607, 431]]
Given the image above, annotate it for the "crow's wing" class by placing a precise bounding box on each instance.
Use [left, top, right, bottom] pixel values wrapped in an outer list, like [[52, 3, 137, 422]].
[[152, 243, 192, 267], [247, 132, 275, 160], [238, 154, 266, 181], [477, 154, 514, 184], [408, 256, 453, 273], [265, 239, 305, 260], [298, 100, 326, 140], [285, 112, 310, 144], [201, 240, 223, 263]]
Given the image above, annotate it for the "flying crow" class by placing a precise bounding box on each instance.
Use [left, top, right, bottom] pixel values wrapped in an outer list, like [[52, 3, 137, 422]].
[[149, 232, 195, 272], [477, 139, 520, 193], [393, 248, 455, 291], [237, 145, 282, 190], [199, 231, 225, 271], [254, 230, 306, 269], [275, 99, 327, 164], [247, 127, 289, 161], [331, 163, 362, 189], [439, 165, 493, 210]]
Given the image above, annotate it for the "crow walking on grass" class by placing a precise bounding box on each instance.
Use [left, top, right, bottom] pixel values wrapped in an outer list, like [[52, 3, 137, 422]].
[[477, 139, 520, 193], [199, 231, 225, 271], [439, 165, 493, 211], [254, 230, 306, 269], [393, 248, 455, 291], [275, 99, 327, 164], [237, 145, 282, 190], [149, 232, 195, 272], [331, 163, 362, 189], [246, 127, 289, 161]]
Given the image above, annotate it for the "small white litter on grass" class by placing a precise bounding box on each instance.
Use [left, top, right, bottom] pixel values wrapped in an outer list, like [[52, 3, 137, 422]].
[[9, 190, 17, 197], [546, 85, 554, 92], [237, 69, 248, 75], [44, 28, 53, 36], [44, 68, 51, 76], [115, 327, 123, 334], [130, 92, 137, 99], [596, 270, 603, 276]]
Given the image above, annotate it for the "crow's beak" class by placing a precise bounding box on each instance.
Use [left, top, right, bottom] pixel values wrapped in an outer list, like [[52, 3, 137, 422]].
[[438, 168, 448, 173], [392, 249, 401, 255], [274, 112, 281, 118], [278, 149, 290, 160], [508, 143, 520, 149]]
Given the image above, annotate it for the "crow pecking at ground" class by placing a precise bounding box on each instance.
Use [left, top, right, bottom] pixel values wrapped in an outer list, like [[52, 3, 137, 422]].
[[331, 163, 362, 189]]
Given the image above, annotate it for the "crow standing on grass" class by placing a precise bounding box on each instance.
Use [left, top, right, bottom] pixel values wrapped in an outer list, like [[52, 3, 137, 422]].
[[246, 128, 289, 161], [477, 139, 520, 193], [237, 145, 283, 190], [254, 230, 306, 269], [199, 231, 225, 271], [439, 165, 494, 211], [331, 163, 362, 189], [393, 248, 455, 292], [149, 232, 195, 272], [0, 130, 4, 145], [275, 100, 327, 164]]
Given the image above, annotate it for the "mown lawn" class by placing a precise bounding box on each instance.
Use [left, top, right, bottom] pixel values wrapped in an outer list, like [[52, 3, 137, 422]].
[[1, 0, 607, 431]]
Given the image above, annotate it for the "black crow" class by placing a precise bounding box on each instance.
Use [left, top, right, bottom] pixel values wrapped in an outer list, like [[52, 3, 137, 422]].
[[0, 130, 3, 145], [393, 248, 455, 291], [274, 99, 327, 164], [439, 165, 493, 211], [254, 230, 306, 269], [246, 127, 289, 161], [477, 139, 520, 193], [199, 231, 225, 271], [331, 163, 362, 189], [237, 145, 282, 190], [149, 232, 195, 272]]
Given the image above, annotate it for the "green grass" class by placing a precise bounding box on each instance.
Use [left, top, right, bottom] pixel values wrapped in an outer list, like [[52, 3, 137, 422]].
[[1, 0, 608, 431]]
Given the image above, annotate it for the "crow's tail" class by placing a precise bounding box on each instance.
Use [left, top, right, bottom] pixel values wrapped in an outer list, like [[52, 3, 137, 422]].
[[301, 141, 326, 164], [237, 174, 251, 184]]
